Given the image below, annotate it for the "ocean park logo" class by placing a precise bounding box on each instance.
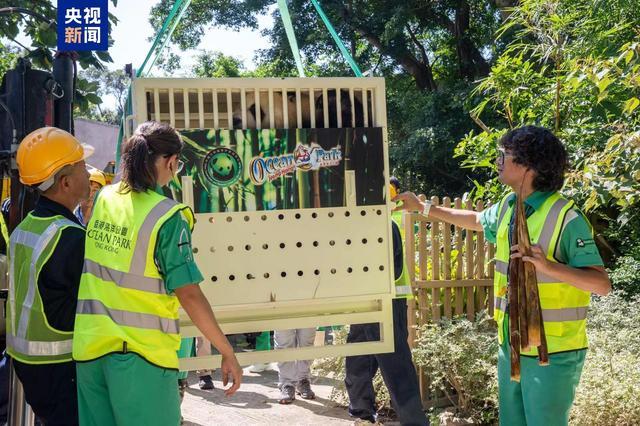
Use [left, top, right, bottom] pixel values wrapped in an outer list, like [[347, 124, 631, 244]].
[[249, 144, 342, 185]]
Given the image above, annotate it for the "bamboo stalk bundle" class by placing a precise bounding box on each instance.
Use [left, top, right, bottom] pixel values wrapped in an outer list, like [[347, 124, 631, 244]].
[[508, 194, 549, 381]]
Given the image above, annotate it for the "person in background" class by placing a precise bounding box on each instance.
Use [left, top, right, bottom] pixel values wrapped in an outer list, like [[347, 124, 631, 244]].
[[248, 331, 273, 373], [6, 127, 92, 425], [396, 126, 611, 426], [344, 182, 428, 426], [72, 121, 242, 425], [74, 167, 106, 226], [274, 327, 316, 404]]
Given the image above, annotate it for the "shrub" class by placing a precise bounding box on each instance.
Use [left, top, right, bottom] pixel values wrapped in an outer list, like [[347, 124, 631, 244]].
[[608, 256, 640, 299], [412, 311, 499, 425], [570, 292, 640, 425]]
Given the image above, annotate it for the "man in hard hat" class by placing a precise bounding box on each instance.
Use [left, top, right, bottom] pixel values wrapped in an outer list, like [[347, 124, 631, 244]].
[[6, 127, 92, 425], [75, 167, 106, 226]]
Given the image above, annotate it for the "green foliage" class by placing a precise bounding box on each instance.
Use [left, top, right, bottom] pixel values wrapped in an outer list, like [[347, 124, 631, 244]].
[[608, 256, 640, 299], [193, 50, 244, 78], [150, 0, 503, 89], [456, 0, 640, 261], [412, 312, 499, 425], [570, 293, 640, 425], [388, 80, 493, 196], [0, 44, 18, 76]]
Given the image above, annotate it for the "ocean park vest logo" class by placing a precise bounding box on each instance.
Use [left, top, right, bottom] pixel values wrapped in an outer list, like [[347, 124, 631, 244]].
[[203, 147, 243, 187], [249, 144, 342, 185]]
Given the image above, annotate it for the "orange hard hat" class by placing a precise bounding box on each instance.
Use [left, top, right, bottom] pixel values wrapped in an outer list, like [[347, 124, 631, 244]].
[[88, 167, 106, 187], [17, 127, 94, 189]]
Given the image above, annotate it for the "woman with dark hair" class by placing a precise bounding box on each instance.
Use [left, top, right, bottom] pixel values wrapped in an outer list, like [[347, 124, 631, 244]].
[[396, 126, 610, 426], [73, 121, 242, 425]]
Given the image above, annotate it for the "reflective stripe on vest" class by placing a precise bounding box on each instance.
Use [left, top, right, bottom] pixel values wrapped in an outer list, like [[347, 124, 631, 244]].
[[494, 296, 588, 322], [83, 259, 165, 294], [7, 217, 81, 363], [492, 192, 591, 355], [6, 334, 72, 357], [77, 299, 179, 334]]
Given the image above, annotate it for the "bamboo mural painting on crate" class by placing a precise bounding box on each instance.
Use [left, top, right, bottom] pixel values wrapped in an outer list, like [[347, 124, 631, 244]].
[[167, 128, 385, 212]]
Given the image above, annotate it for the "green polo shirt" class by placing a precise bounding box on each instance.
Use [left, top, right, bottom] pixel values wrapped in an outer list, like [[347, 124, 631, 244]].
[[479, 191, 604, 268], [153, 186, 204, 293]]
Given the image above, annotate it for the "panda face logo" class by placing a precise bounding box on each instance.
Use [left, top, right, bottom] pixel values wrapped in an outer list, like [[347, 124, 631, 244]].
[[203, 148, 243, 187]]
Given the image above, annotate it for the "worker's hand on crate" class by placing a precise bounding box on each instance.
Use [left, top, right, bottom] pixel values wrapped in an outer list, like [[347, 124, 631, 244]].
[[393, 191, 419, 211], [393, 191, 431, 216], [221, 353, 243, 396]]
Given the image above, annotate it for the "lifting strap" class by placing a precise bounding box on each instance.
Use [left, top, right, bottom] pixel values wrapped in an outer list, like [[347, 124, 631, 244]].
[[310, 0, 362, 77], [277, 0, 306, 77], [116, 0, 192, 167]]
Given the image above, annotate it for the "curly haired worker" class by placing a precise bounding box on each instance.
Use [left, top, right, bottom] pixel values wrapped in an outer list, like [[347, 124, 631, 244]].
[[73, 122, 242, 426], [396, 126, 611, 426]]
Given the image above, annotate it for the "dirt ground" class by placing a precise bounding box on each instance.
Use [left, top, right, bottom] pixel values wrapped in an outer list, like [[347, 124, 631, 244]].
[[181, 364, 356, 426]]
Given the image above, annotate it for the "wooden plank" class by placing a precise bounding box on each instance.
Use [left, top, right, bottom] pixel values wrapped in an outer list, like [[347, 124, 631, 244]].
[[442, 197, 452, 318], [349, 88, 355, 128], [296, 88, 302, 128], [225, 88, 232, 129], [465, 197, 475, 320], [414, 279, 493, 288], [183, 89, 190, 129], [309, 89, 316, 129], [197, 89, 205, 128], [322, 88, 329, 129], [153, 89, 161, 122], [240, 88, 247, 129], [418, 218, 429, 323], [336, 87, 342, 128], [454, 198, 464, 317], [268, 88, 275, 128], [168, 89, 176, 127], [362, 88, 369, 127], [476, 200, 487, 311], [282, 88, 289, 128], [212, 89, 219, 128], [430, 196, 441, 321]]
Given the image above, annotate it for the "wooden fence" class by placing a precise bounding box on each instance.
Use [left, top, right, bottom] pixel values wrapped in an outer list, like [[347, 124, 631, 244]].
[[402, 195, 496, 405]]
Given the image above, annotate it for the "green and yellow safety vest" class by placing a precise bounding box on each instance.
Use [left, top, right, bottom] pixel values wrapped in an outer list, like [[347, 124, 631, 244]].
[[493, 192, 590, 355], [0, 211, 9, 248], [72, 185, 194, 369], [6, 215, 82, 364], [391, 211, 413, 299]]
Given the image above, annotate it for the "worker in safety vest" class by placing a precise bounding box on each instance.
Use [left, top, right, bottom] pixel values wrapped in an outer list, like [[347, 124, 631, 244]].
[[395, 126, 611, 426], [344, 180, 428, 425], [72, 121, 242, 426], [6, 127, 93, 425], [74, 167, 106, 226]]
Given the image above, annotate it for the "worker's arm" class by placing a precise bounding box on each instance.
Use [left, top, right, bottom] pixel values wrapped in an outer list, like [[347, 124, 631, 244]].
[[394, 191, 483, 232], [175, 284, 242, 396], [510, 244, 611, 296]]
